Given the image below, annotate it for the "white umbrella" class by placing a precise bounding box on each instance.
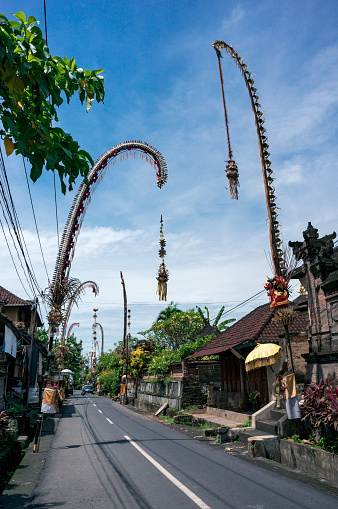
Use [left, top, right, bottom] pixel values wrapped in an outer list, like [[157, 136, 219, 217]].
[[61, 369, 73, 374]]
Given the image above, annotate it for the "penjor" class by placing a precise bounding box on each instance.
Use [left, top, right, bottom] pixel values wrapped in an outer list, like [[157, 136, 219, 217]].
[[156, 215, 169, 301]]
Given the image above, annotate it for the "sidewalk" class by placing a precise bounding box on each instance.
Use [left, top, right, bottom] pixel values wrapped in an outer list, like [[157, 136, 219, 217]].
[[191, 412, 241, 429], [0, 406, 63, 508]]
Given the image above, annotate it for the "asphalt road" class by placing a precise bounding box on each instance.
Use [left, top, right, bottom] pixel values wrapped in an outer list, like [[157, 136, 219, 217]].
[[29, 392, 337, 509]]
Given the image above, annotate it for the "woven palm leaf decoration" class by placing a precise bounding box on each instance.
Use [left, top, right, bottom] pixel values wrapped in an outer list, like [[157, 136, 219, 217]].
[[156, 215, 169, 301], [214, 46, 239, 199], [213, 40, 284, 277]]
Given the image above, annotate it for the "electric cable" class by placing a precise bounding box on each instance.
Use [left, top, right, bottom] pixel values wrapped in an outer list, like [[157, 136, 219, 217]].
[[0, 147, 42, 295], [0, 218, 31, 298], [0, 192, 36, 296], [0, 178, 41, 294], [23, 158, 50, 285]]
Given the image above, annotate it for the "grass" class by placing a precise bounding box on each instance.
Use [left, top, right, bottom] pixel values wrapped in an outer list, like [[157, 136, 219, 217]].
[[158, 415, 174, 424], [290, 434, 338, 455], [236, 419, 252, 428]]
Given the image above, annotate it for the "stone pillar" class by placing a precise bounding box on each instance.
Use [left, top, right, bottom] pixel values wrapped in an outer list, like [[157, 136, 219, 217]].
[[289, 223, 338, 382]]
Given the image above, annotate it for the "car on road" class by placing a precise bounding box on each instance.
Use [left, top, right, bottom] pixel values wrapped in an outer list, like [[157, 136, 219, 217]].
[[84, 385, 93, 393]]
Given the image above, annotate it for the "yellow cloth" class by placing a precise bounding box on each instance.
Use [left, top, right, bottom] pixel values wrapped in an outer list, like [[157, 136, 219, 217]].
[[283, 373, 297, 399], [42, 388, 59, 405]]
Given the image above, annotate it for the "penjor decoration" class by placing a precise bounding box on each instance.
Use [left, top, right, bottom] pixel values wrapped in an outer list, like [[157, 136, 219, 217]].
[[214, 45, 239, 199], [156, 215, 169, 301]]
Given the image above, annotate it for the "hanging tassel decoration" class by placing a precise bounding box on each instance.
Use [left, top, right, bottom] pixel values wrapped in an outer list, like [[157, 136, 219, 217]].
[[215, 47, 240, 200], [225, 159, 239, 200], [156, 215, 169, 301]]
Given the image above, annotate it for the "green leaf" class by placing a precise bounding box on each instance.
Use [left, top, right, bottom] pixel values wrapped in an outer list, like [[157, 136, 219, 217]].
[[27, 16, 37, 24], [60, 145, 72, 158], [30, 162, 43, 182], [14, 11, 26, 23]]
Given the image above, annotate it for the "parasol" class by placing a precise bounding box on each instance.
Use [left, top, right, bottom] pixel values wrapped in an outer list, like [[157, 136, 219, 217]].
[[61, 369, 73, 375], [245, 343, 282, 372]]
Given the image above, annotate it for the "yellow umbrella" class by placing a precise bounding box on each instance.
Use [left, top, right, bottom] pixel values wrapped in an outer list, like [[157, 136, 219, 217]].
[[245, 343, 282, 372]]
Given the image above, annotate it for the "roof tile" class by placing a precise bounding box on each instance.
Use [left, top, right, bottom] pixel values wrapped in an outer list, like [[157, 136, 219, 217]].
[[0, 286, 31, 306], [189, 302, 308, 358]]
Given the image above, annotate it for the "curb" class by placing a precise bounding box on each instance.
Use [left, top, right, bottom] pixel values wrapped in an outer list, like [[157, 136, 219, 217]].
[[0, 404, 65, 508]]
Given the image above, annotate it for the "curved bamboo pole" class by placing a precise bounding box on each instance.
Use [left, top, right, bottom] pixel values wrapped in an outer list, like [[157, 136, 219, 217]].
[[66, 322, 79, 339], [213, 41, 284, 277], [60, 281, 99, 344], [93, 322, 104, 356]]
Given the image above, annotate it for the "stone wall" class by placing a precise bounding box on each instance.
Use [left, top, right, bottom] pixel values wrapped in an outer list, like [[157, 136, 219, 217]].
[[134, 376, 213, 411], [280, 439, 338, 484], [289, 333, 309, 381], [211, 389, 249, 411], [182, 379, 207, 408], [198, 363, 221, 392], [136, 380, 182, 409], [290, 223, 338, 382]]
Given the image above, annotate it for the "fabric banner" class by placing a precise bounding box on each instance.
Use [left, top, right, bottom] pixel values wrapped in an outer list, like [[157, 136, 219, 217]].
[[285, 396, 301, 419], [283, 373, 297, 399], [3, 326, 17, 358], [41, 388, 59, 414]]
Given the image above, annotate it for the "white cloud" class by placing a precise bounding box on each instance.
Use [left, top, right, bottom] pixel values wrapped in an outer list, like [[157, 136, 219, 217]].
[[222, 6, 245, 28]]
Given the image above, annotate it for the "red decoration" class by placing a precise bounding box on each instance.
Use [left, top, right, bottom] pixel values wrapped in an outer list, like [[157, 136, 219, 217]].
[[264, 276, 290, 308]]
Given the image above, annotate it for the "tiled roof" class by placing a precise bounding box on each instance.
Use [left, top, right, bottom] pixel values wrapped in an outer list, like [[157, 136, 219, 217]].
[[189, 302, 308, 358], [0, 286, 30, 306], [197, 324, 220, 337]]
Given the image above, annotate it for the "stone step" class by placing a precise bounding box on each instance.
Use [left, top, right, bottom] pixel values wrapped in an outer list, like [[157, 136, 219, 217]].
[[270, 409, 287, 421], [256, 419, 278, 435], [238, 428, 273, 445]]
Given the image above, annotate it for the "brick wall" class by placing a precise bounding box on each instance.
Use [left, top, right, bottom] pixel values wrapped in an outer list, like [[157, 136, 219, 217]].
[[289, 333, 309, 382]]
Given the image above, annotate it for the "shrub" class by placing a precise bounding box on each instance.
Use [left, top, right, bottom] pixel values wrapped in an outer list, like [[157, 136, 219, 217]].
[[148, 350, 180, 377], [301, 379, 338, 432], [0, 411, 16, 448], [98, 369, 121, 397]]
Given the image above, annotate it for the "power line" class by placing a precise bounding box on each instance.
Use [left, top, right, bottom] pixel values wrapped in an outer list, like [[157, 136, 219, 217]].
[[0, 218, 32, 298], [0, 146, 42, 295], [0, 197, 36, 296], [23, 158, 50, 285]]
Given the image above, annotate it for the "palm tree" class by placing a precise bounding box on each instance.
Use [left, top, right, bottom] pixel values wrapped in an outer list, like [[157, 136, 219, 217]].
[[156, 301, 182, 322], [196, 306, 235, 331]]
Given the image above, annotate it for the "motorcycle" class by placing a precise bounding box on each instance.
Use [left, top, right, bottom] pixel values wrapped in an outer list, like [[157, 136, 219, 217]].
[[81, 388, 86, 396]]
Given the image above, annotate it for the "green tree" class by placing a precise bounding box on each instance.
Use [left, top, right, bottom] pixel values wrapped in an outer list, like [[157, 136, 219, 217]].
[[63, 334, 83, 388], [0, 11, 105, 192], [147, 334, 216, 377], [196, 305, 235, 331], [129, 339, 157, 379], [36, 326, 48, 344], [95, 350, 122, 396], [139, 309, 204, 351], [156, 301, 182, 322]]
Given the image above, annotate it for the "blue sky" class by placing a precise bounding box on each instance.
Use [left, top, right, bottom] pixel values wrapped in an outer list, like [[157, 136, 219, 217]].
[[0, 1, 337, 357]]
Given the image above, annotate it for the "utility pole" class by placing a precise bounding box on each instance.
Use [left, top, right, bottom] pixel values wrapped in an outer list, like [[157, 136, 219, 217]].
[[125, 309, 131, 403], [24, 297, 38, 407], [120, 272, 128, 404]]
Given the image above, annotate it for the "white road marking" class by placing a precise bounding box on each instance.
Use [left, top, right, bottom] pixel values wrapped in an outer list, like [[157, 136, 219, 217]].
[[98, 409, 102, 413], [93, 404, 96, 407], [124, 435, 211, 509], [106, 418, 114, 424]]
